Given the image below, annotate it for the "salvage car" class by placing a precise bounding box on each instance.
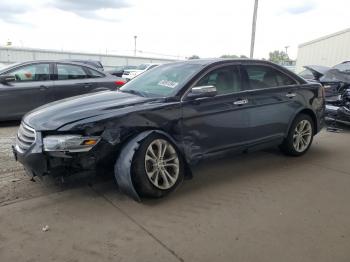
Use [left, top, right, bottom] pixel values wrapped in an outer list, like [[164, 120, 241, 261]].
[[299, 62, 350, 125], [13, 59, 325, 200], [299, 65, 330, 82], [122, 63, 160, 80], [0, 60, 125, 120]]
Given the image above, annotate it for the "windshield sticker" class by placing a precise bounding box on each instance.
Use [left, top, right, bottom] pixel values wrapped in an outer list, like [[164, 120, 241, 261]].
[[158, 80, 178, 88]]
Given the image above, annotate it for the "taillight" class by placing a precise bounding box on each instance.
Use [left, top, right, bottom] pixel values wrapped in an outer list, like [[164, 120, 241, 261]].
[[115, 80, 126, 87]]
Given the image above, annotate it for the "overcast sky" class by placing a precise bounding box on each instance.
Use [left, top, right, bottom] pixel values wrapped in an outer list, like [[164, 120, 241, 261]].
[[0, 0, 349, 59]]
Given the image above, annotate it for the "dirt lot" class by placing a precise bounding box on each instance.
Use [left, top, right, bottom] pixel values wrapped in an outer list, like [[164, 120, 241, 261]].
[[0, 123, 349, 262]]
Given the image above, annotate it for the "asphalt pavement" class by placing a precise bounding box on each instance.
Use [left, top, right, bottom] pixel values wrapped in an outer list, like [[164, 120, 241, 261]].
[[0, 124, 349, 262]]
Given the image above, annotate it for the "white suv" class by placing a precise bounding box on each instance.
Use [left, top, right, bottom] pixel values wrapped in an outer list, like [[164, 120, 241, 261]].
[[122, 63, 160, 80]]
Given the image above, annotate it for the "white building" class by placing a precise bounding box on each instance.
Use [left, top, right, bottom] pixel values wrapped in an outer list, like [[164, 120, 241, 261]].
[[0, 46, 178, 70], [296, 28, 350, 72]]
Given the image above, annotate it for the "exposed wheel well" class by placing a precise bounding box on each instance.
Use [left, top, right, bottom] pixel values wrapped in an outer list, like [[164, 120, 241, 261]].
[[297, 109, 317, 135]]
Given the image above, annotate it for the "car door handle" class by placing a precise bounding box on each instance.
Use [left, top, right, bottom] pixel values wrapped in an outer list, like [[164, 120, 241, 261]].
[[39, 85, 48, 91], [286, 92, 296, 98], [233, 99, 248, 105]]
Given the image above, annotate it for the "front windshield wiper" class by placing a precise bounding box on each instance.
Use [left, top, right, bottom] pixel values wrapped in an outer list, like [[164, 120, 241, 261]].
[[119, 89, 145, 97]]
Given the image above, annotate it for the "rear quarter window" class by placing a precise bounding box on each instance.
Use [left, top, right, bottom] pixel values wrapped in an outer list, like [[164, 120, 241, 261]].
[[86, 68, 105, 78], [244, 65, 297, 89]]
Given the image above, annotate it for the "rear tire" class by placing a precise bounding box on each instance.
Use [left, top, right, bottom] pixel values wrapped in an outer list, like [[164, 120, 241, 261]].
[[280, 114, 314, 156], [132, 133, 184, 198]]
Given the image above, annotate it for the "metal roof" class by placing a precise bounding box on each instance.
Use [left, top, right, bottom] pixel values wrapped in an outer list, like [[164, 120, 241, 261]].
[[299, 28, 350, 48]]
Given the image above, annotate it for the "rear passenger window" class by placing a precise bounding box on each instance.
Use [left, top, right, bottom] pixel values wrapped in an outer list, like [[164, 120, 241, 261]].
[[86, 68, 104, 78], [244, 65, 297, 89], [57, 64, 88, 80], [195, 66, 241, 95]]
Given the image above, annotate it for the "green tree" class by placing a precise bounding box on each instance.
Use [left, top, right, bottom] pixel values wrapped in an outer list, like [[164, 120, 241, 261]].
[[220, 54, 238, 58], [220, 54, 248, 59], [268, 50, 289, 64], [188, 55, 200, 60]]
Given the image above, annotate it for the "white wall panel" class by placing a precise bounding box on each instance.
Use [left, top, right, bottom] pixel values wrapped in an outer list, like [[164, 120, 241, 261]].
[[296, 29, 350, 72], [0, 47, 177, 69]]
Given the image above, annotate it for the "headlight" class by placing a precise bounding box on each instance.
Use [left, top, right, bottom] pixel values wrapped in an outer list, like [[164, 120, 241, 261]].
[[43, 135, 100, 152]]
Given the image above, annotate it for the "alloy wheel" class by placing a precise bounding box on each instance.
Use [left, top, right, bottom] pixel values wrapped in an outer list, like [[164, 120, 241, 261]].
[[144, 139, 180, 190], [293, 120, 312, 152]]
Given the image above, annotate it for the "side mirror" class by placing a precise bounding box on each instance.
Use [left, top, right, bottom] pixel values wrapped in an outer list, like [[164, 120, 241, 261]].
[[0, 75, 15, 85], [186, 85, 217, 100]]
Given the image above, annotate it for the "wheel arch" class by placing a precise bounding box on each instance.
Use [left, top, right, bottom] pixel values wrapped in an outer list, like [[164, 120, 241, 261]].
[[114, 129, 191, 200], [287, 108, 318, 136], [118, 128, 192, 178]]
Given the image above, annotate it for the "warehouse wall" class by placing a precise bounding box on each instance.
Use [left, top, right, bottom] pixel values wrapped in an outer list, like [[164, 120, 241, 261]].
[[296, 28, 350, 73], [0, 47, 178, 70]]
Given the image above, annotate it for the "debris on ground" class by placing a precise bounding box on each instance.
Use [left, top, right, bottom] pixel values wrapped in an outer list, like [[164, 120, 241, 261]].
[[42, 225, 50, 232]]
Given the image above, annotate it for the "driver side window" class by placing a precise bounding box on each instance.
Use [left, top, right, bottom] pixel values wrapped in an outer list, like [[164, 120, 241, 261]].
[[7, 63, 50, 82], [195, 66, 242, 95]]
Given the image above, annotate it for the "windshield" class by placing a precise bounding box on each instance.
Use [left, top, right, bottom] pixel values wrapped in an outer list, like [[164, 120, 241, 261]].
[[137, 64, 150, 70], [120, 63, 202, 98], [333, 62, 350, 73]]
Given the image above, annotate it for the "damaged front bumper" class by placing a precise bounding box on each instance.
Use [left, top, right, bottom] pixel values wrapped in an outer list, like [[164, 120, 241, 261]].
[[12, 131, 48, 177], [325, 104, 350, 125], [12, 129, 115, 178], [12, 127, 181, 201]]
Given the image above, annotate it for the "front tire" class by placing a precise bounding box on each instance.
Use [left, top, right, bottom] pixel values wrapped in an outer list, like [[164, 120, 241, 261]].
[[132, 133, 184, 198], [280, 114, 314, 156]]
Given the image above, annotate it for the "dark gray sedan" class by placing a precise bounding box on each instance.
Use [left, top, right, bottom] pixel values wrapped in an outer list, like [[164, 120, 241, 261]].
[[0, 60, 125, 120]]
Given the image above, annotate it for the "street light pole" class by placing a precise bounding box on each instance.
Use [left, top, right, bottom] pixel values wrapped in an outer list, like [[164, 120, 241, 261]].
[[134, 35, 137, 56], [284, 46, 289, 56], [250, 0, 259, 58]]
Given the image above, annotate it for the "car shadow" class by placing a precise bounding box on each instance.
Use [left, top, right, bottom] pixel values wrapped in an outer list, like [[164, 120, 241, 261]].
[[21, 129, 341, 205], [0, 120, 20, 128]]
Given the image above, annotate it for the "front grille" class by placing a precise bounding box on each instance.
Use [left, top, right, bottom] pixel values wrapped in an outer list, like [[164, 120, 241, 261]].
[[16, 122, 36, 152]]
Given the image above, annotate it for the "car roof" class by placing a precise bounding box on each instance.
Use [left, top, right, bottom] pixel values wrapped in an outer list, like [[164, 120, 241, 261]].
[[64, 59, 103, 68], [165, 58, 306, 83], [170, 58, 279, 66], [1, 60, 105, 73]]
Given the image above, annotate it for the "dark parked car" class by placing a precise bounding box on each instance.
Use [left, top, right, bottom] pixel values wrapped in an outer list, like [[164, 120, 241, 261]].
[[107, 65, 137, 77], [0, 60, 125, 120], [299, 62, 350, 125], [13, 59, 325, 200]]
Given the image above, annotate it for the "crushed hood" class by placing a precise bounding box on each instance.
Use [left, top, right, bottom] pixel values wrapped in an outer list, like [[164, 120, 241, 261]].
[[321, 69, 350, 83], [23, 91, 152, 131], [304, 65, 331, 80]]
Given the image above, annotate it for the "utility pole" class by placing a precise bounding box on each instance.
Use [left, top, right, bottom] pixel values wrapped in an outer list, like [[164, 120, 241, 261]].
[[134, 35, 137, 56], [250, 0, 259, 58], [284, 46, 289, 56], [284, 46, 290, 64]]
